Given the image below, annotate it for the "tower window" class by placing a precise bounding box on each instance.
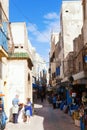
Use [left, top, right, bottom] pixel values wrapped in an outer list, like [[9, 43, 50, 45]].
[[65, 10, 69, 13]]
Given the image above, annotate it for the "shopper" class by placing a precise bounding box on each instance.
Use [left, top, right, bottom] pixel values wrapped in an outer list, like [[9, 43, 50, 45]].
[[0, 97, 7, 130], [12, 95, 19, 123], [24, 98, 32, 123], [52, 94, 57, 109]]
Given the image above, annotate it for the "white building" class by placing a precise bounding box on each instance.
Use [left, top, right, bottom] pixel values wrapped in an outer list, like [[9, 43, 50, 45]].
[[6, 22, 33, 117], [28, 40, 48, 88]]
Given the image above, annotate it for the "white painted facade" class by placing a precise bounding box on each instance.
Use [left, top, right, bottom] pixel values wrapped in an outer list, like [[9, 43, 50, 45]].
[[27, 40, 47, 83], [10, 22, 29, 51], [5, 22, 33, 118], [34, 53, 47, 81], [7, 59, 32, 102]]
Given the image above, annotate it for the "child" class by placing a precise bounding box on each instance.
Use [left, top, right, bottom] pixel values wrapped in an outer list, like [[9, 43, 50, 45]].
[[24, 98, 32, 123]]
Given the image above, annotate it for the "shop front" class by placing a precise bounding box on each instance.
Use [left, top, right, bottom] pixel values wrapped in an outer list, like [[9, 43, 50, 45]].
[[71, 72, 87, 129]]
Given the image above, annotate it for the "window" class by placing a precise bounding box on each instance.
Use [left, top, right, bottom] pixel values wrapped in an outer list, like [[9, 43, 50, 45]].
[[56, 67, 60, 76], [15, 46, 19, 48], [21, 46, 23, 48], [65, 10, 69, 13]]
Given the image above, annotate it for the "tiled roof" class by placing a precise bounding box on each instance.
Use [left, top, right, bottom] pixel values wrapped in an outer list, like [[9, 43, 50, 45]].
[[8, 52, 33, 68], [8, 52, 29, 58]]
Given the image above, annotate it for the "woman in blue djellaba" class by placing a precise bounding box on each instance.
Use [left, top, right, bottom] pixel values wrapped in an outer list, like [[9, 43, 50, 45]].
[[24, 98, 32, 123], [0, 97, 8, 130]]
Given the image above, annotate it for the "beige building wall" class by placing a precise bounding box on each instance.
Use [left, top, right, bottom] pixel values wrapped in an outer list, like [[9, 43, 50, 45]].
[[55, 33, 63, 84], [82, 0, 87, 45], [50, 33, 59, 86], [64, 52, 75, 77], [58, 33, 64, 79], [60, 1, 83, 59], [0, 0, 9, 19], [50, 34, 55, 66], [73, 33, 84, 73], [60, 1, 83, 81]]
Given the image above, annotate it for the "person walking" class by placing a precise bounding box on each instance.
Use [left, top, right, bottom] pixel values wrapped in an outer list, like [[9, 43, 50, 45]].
[[0, 97, 7, 130], [24, 98, 32, 123], [52, 94, 57, 109], [12, 95, 19, 123]]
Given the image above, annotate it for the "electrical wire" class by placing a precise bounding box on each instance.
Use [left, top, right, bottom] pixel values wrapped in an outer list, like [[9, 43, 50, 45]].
[[10, 0, 50, 41], [10, 0, 51, 65], [33, 59, 74, 64]]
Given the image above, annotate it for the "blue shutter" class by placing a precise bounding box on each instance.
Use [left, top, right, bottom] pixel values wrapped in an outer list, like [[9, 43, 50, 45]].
[[56, 67, 60, 76], [0, 22, 8, 51]]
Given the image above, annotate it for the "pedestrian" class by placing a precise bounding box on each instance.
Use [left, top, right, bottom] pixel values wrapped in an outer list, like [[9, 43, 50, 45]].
[[12, 94, 19, 123], [24, 98, 32, 123], [56, 95, 61, 108], [0, 97, 8, 130], [18, 103, 24, 123], [12, 95, 19, 106], [52, 94, 57, 109]]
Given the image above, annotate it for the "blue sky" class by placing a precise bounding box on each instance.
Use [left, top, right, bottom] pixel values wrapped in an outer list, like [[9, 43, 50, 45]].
[[9, 0, 62, 62]]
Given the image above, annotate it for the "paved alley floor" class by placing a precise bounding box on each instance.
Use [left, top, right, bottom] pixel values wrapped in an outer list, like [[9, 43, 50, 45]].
[[6, 99, 80, 130]]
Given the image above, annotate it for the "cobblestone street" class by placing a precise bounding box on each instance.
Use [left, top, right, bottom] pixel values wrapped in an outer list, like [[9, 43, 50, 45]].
[[6, 99, 80, 130]]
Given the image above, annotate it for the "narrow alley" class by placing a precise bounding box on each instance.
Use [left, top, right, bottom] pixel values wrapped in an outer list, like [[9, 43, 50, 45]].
[[6, 99, 80, 130]]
